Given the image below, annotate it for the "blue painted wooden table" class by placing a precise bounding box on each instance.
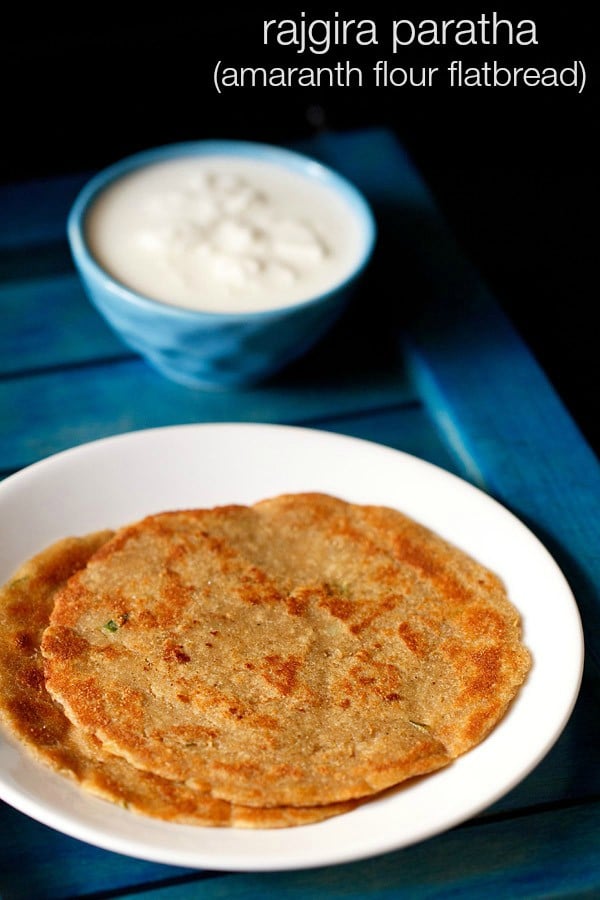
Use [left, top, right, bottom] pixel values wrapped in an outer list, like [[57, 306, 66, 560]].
[[1, 129, 599, 899]]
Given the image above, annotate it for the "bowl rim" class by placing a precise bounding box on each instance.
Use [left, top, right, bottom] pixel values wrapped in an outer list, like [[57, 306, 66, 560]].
[[67, 139, 377, 322]]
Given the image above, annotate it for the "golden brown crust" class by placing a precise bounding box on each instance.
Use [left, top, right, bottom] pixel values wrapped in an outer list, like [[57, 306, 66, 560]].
[[0, 533, 357, 827], [41, 494, 530, 808]]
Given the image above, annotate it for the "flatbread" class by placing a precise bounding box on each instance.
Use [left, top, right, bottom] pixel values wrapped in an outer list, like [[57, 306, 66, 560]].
[[42, 494, 530, 808], [0, 533, 357, 826]]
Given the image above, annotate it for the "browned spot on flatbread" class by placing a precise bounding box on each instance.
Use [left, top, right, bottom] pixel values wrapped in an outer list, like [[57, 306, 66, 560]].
[[17, 666, 45, 692], [344, 652, 404, 703], [391, 535, 473, 604], [6, 694, 71, 746], [156, 568, 195, 628], [285, 592, 309, 616], [398, 622, 427, 657], [461, 607, 508, 640], [260, 654, 302, 696], [460, 646, 503, 700], [41, 625, 90, 660], [318, 591, 354, 621], [234, 566, 284, 606], [163, 640, 191, 664], [350, 596, 398, 635], [13, 631, 35, 653]]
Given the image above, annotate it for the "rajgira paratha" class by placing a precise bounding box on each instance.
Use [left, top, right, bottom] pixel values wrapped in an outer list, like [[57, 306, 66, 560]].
[[42, 494, 530, 807], [0, 532, 357, 826]]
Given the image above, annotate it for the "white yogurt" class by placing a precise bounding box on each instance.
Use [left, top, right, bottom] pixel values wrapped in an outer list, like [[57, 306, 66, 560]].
[[85, 155, 366, 313]]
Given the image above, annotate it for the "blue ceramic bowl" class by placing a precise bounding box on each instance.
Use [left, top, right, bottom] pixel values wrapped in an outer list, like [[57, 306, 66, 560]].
[[68, 140, 376, 389]]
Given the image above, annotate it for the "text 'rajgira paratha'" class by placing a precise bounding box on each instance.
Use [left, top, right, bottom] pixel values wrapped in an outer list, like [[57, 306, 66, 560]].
[[0, 533, 357, 827], [41, 493, 531, 809]]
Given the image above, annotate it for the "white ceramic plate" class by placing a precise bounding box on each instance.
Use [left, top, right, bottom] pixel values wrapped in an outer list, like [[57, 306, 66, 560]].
[[0, 423, 584, 871]]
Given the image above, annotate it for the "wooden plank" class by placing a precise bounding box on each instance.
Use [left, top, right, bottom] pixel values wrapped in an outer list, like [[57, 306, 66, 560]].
[[51, 801, 596, 900], [0, 273, 126, 376], [0, 800, 191, 900], [305, 130, 600, 670], [0, 358, 415, 472], [0, 264, 404, 381], [316, 405, 459, 476], [399, 207, 600, 671], [2, 790, 597, 899]]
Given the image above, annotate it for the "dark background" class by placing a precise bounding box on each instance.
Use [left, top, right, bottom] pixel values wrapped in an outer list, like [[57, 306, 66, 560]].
[[1, 5, 596, 451]]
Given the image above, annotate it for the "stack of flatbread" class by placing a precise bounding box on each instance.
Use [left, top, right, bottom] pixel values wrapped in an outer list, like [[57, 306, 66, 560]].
[[0, 493, 530, 828]]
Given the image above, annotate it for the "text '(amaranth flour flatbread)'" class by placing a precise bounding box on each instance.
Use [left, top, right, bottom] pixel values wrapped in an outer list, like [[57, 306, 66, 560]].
[[41, 493, 531, 810], [0, 532, 357, 827]]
